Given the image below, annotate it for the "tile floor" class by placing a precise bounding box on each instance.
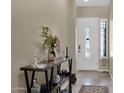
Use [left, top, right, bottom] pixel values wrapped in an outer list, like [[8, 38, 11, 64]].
[[72, 71, 113, 93]]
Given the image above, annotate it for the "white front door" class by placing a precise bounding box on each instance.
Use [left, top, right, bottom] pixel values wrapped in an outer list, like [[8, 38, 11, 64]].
[[76, 18, 99, 70]]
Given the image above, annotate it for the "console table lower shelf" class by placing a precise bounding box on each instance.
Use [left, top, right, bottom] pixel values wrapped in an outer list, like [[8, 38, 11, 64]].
[[20, 57, 72, 93], [40, 75, 71, 93]]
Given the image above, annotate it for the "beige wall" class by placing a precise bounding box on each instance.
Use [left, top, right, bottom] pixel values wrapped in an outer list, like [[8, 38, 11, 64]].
[[77, 6, 110, 18], [11, 0, 76, 93], [68, 0, 77, 73]]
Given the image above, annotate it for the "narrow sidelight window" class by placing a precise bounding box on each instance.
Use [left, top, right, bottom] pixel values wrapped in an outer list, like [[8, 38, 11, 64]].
[[100, 18, 108, 58]]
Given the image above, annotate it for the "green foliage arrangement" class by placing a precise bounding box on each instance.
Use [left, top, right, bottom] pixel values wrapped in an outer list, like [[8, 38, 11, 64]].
[[41, 26, 60, 57]]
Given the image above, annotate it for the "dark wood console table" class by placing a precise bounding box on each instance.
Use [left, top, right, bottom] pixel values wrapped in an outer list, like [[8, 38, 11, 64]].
[[20, 57, 72, 93]]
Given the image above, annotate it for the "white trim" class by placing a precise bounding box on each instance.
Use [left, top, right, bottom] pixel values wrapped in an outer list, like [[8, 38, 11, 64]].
[[77, 70, 98, 72], [97, 70, 109, 72], [109, 70, 113, 80], [11, 87, 26, 92], [12, 87, 26, 90], [76, 0, 110, 7]]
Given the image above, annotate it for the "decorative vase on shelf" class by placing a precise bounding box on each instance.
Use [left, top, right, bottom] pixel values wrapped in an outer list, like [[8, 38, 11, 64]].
[[48, 48, 56, 62], [53, 74, 60, 84]]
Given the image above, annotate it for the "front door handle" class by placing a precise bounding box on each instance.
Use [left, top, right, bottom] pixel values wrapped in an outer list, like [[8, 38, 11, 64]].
[[78, 45, 81, 53]]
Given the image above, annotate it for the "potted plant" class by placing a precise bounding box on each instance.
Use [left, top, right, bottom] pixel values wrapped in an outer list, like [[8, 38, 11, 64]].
[[41, 26, 60, 62]]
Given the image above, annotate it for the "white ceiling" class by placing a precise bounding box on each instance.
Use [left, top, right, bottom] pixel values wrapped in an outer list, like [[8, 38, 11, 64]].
[[76, 0, 110, 7]]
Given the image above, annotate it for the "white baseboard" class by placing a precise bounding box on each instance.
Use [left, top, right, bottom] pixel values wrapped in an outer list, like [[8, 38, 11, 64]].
[[77, 70, 98, 72], [11, 87, 26, 93], [97, 70, 109, 72]]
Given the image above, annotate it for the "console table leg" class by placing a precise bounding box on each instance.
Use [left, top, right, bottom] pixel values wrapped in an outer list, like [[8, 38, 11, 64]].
[[69, 59, 72, 75], [50, 67, 54, 92], [69, 59, 72, 93], [31, 71, 35, 88], [57, 64, 61, 74], [45, 70, 50, 93], [24, 70, 31, 93]]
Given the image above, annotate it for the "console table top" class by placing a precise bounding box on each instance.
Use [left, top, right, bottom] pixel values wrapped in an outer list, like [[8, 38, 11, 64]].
[[20, 57, 71, 71]]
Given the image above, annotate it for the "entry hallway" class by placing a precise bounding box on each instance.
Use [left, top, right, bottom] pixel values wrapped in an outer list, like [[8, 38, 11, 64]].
[[72, 71, 113, 93]]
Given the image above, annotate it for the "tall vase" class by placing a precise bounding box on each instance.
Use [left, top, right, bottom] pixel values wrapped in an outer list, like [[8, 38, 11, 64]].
[[48, 49, 57, 83], [48, 48, 56, 62]]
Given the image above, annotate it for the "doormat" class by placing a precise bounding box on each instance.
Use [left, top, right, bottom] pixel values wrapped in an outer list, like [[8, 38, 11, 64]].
[[79, 85, 109, 93]]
